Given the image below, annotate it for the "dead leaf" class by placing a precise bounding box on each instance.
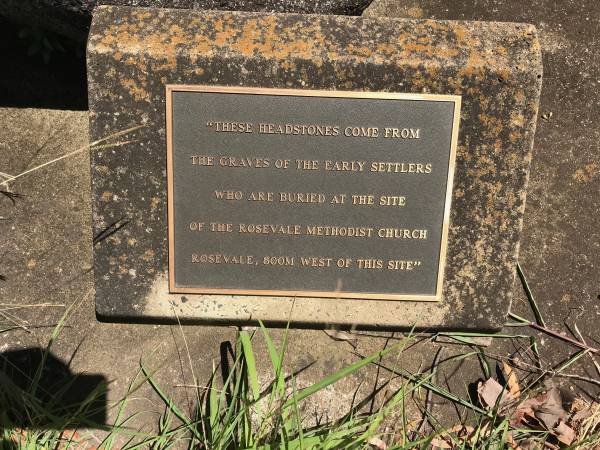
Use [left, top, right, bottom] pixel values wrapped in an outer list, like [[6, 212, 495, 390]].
[[535, 388, 566, 429], [511, 387, 568, 433], [518, 439, 542, 450], [554, 420, 575, 445], [430, 424, 477, 448], [502, 361, 521, 397], [58, 430, 99, 450], [478, 378, 503, 408], [510, 396, 545, 427], [570, 396, 594, 423], [430, 437, 452, 449], [368, 437, 387, 449], [445, 424, 475, 437], [450, 425, 475, 435], [478, 378, 515, 410]]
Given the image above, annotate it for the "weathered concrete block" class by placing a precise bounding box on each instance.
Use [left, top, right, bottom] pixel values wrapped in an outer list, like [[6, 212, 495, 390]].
[[87, 6, 542, 330], [98, 0, 371, 15]]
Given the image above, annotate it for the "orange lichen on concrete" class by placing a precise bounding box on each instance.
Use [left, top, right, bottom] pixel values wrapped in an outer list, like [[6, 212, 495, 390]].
[[87, 6, 542, 330], [478, 113, 504, 139], [150, 197, 161, 212], [121, 78, 149, 102], [459, 51, 487, 78], [510, 111, 525, 127], [213, 18, 239, 46], [89, 6, 540, 87], [142, 249, 155, 262], [95, 165, 109, 174], [280, 60, 296, 71], [573, 163, 598, 183]]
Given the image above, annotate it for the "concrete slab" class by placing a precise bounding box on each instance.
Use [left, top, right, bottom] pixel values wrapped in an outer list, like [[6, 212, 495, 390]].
[[87, 7, 541, 331], [0, 104, 596, 432], [1, 0, 598, 433], [364, 0, 600, 395], [0, 108, 461, 426]]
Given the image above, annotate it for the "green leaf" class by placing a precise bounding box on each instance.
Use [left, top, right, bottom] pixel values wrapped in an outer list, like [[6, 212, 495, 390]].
[[140, 362, 202, 442], [517, 262, 546, 327], [209, 362, 219, 438], [239, 331, 260, 402]]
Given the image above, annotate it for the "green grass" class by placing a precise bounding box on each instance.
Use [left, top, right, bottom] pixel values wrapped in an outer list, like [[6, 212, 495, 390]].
[[1, 263, 599, 448], [1, 309, 599, 449], [2, 124, 599, 448], [96, 325, 422, 449]]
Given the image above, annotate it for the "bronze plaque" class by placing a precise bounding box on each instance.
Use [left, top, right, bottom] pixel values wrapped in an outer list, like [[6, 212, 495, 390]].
[[166, 86, 460, 301]]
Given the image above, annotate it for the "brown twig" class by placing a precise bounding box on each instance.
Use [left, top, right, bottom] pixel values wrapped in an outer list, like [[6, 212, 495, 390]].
[[556, 373, 600, 388], [509, 313, 598, 354]]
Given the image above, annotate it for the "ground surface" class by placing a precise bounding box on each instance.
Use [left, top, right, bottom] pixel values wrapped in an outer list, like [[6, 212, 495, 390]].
[[366, 0, 600, 396], [0, 0, 598, 434]]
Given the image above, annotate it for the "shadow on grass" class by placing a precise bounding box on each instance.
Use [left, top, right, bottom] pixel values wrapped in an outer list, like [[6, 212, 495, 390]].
[[0, 347, 107, 429], [0, 439, 16, 450]]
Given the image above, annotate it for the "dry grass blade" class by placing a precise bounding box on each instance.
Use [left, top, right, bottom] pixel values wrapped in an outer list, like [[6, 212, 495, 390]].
[[0, 310, 30, 333], [578, 401, 600, 442], [0, 125, 143, 187], [0, 303, 64, 310], [555, 421, 575, 445], [0, 189, 21, 204]]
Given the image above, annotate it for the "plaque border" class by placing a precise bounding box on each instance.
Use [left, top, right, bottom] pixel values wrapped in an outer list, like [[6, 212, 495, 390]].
[[166, 85, 461, 301]]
